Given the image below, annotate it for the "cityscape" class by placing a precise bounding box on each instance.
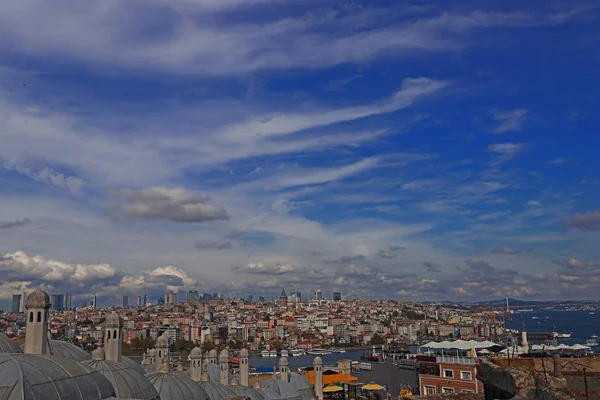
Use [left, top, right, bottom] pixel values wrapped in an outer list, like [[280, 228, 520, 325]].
[[1, 0, 600, 399]]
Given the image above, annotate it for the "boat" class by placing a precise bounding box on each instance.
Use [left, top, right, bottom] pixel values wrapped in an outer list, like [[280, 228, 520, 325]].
[[532, 316, 539, 320], [590, 312, 596, 315], [260, 350, 270, 357], [307, 349, 331, 356], [587, 339, 598, 347], [280, 350, 289, 357], [269, 350, 278, 357], [591, 334, 597, 338], [330, 347, 346, 353], [552, 332, 572, 339], [289, 349, 305, 357]]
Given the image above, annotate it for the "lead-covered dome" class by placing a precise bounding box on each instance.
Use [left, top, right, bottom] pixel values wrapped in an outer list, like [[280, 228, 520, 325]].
[[0, 332, 22, 354], [146, 372, 210, 400], [82, 350, 160, 400], [261, 379, 302, 400], [0, 353, 115, 399], [26, 290, 50, 308], [48, 339, 91, 361], [229, 384, 266, 400]]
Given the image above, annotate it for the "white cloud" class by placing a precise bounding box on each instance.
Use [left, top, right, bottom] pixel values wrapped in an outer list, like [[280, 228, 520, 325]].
[[491, 108, 529, 133], [232, 262, 296, 275], [109, 187, 230, 223], [488, 142, 526, 163]]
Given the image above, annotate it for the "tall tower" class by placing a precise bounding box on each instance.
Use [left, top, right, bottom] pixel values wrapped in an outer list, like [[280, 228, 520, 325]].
[[155, 333, 170, 369], [24, 289, 51, 354], [313, 357, 323, 400], [137, 296, 142, 307], [189, 347, 203, 382], [11, 294, 21, 313], [122, 296, 129, 308], [208, 349, 218, 364], [20, 291, 27, 312], [90, 295, 97, 309], [279, 357, 289, 382], [65, 293, 72, 310], [105, 311, 122, 362], [219, 349, 229, 385], [279, 288, 288, 308], [239, 348, 249, 386]]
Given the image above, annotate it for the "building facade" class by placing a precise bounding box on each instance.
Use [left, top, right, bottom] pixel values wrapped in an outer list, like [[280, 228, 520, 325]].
[[418, 355, 482, 395]]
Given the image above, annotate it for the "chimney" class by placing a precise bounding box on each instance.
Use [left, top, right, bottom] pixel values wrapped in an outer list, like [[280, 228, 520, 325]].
[[239, 348, 249, 386], [104, 311, 122, 362], [24, 290, 51, 355], [189, 347, 203, 382], [279, 357, 289, 382], [219, 349, 229, 385], [313, 357, 323, 400]]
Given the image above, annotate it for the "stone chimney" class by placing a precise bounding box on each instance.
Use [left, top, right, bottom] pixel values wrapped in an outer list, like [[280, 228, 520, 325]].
[[189, 346, 203, 382], [24, 290, 51, 355], [104, 311, 122, 362], [219, 349, 229, 385], [313, 356, 323, 400], [155, 333, 170, 371], [239, 348, 249, 386], [279, 357, 289, 382]]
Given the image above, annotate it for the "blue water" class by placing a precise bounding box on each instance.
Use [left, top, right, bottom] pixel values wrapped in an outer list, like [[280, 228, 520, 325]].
[[249, 350, 368, 371], [505, 310, 600, 346]]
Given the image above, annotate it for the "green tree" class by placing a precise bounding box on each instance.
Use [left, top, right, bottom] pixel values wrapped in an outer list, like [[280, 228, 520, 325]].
[[370, 333, 384, 345], [201, 339, 215, 351]]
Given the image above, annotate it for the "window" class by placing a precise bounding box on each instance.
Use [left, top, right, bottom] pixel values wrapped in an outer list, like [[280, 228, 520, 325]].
[[442, 388, 455, 393], [29, 312, 33, 322], [424, 386, 436, 395], [443, 369, 454, 378], [462, 390, 474, 393], [461, 371, 472, 380], [113, 329, 117, 339], [108, 331, 111, 339], [37, 312, 41, 322]]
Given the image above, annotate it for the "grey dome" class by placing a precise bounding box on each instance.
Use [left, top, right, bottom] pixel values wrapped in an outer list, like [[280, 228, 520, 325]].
[[82, 358, 160, 400], [288, 373, 310, 391], [121, 355, 147, 375], [206, 363, 232, 382], [146, 372, 210, 400], [197, 381, 234, 400], [0, 353, 115, 399], [261, 379, 302, 400], [48, 339, 91, 361], [26, 290, 50, 308], [0, 332, 22, 354], [229, 385, 267, 400]]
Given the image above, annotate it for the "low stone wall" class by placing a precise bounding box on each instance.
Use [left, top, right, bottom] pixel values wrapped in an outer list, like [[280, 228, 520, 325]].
[[493, 357, 600, 374]]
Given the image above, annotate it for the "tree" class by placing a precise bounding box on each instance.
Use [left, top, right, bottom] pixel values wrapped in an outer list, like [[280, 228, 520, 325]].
[[201, 339, 215, 351], [370, 333, 384, 345]]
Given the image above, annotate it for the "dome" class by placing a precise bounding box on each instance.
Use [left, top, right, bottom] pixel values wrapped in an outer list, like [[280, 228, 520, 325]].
[[121, 355, 147, 375], [105, 311, 121, 327], [26, 290, 50, 308], [0, 332, 22, 354], [229, 385, 267, 400], [190, 347, 202, 359], [156, 334, 169, 348], [146, 372, 210, 400], [197, 381, 234, 400], [218, 349, 228, 363], [0, 353, 115, 399], [288, 373, 310, 391], [239, 348, 249, 358], [82, 358, 160, 400], [48, 339, 91, 361], [206, 363, 232, 382], [261, 379, 302, 400]]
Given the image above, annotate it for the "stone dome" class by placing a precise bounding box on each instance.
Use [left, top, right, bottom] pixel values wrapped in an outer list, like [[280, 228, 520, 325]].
[[229, 384, 267, 400], [261, 379, 303, 400], [156, 333, 169, 348], [197, 381, 234, 400], [121, 355, 147, 375], [288, 373, 310, 391], [0, 332, 22, 354], [48, 339, 91, 361], [239, 348, 249, 358], [105, 311, 121, 327], [146, 372, 211, 400], [82, 358, 160, 400], [0, 353, 115, 399], [190, 346, 202, 359], [26, 290, 50, 308]]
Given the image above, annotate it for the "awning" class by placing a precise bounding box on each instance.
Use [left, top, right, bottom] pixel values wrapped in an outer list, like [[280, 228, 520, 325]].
[[323, 385, 344, 393], [307, 371, 358, 385], [362, 383, 385, 391]]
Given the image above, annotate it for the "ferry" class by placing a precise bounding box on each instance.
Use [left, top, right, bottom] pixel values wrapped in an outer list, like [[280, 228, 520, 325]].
[[591, 334, 598, 338], [552, 332, 572, 338], [280, 350, 289, 358], [587, 339, 598, 347], [307, 349, 331, 356], [260, 350, 270, 357], [589, 312, 596, 315], [289, 349, 305, 357], [269, 350, 278, 357], [330, 347, 346, 353]]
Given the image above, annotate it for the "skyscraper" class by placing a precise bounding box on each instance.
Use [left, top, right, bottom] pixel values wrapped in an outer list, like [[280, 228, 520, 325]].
[[90, 295, 97, 309], [165, 290, 177, 306], [137, 296, 142, 307], [143, 294, 147, 306], [51, 294, 64, 311], [315, 289, 323, 301], [122, 296, 129, 307], [187, 290, 199, 303], [65, 293, 72, 310], [11, 294, 22, 313], [333, 292, 342, 301], [295, 291, 301, 301], [20, 291, 26, 312]]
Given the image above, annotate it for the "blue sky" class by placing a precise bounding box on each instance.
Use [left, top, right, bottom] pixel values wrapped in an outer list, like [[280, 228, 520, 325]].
[[0, 0, 599, 307]]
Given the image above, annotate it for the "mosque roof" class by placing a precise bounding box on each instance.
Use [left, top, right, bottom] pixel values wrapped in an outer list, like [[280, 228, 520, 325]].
[[260, 380, 303, 400], [0, 332, 22, 354], [0, 353, 115, 399], [82, 358, 160, 400], [206, 363, 232, 383], [47, 339, 91, 361], [228, 384, 267, 400], [146, 372, 211, 400], [197, 381, 235, 400], [288, 373, 311, 391]]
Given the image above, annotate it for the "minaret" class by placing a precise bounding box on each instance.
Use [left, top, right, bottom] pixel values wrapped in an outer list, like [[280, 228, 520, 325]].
[[219, 349, 229, 385], [521, 320, 528, 348], [279, 357, 289, 382], [239, 348, 249, 386], [156, 333, 170, 370], [208, 348, 218, 364], [24, 289, 51, 354], [189, 347, 203, 382], [105, 311, 122, 362], [313, 357, 323, 400]]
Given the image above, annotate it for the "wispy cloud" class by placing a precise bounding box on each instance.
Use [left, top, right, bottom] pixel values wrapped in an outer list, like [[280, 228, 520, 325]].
[[491, 108, 529, 133]]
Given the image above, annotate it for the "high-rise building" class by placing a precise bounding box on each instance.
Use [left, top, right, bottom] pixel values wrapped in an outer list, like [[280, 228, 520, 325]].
[[137, 296, 142, 307], [187, 290, 199, 303], [315, 289, 323, 301], [90, 295, 97, 309], [20, 291, 27, 312], [247, 294, 253, 302], [51, 294, 64, 311], [65, 293, 72, 310], [295, 291, 301, 301], [122, 296, 129, 307], [258, 296, 265, 302], [81, 300, 87, 308], [279, 288, 288, 308], [11, 294, 22, 313], [165, 290, 177, 306], [143, 294, 148, 306], [333, 292, 342, 301]]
